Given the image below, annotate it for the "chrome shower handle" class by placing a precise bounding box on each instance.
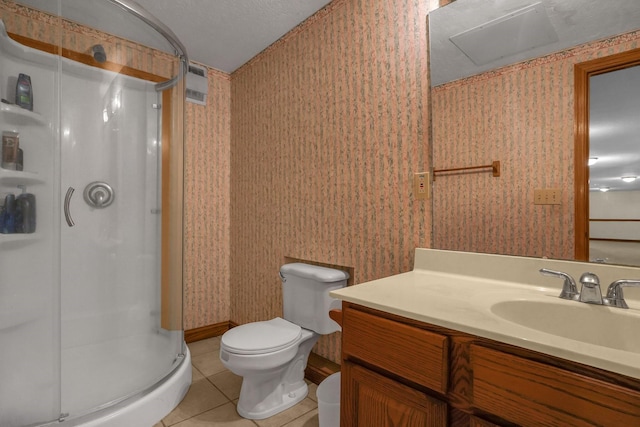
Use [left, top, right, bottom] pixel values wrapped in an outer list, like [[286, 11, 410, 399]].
[[64, 187, 75, 227]]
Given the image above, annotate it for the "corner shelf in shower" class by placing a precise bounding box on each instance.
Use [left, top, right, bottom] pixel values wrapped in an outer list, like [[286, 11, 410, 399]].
[[0, 232, 38, 248], [0, 102, 47, 126], [0, 168, 43, 186]]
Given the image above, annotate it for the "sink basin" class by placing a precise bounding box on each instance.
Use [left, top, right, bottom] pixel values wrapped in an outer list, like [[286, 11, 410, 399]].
[[491, 300, 640, 353]]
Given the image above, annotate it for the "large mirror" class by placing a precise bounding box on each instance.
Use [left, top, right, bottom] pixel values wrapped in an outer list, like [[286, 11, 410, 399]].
[[429, 0, 640, 266]]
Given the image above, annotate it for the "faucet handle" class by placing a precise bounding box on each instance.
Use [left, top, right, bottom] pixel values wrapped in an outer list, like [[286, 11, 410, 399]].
[[605, 279, 640, 309], [539, 268, 579, 300], [578, 272, 603, 304]]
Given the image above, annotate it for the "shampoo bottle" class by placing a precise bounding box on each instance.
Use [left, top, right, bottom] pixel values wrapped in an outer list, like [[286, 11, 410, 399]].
[[16, 192, 36, 233], [15, 73, 33, 111], [2, 194, 16, 233]]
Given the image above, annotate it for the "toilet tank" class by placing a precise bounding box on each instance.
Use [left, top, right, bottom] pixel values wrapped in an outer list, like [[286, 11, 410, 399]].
[[280, 263, 349, 334]]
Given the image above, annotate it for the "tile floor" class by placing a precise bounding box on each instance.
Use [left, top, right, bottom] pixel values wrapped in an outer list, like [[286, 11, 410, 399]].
[[153, 337, 320, 427]]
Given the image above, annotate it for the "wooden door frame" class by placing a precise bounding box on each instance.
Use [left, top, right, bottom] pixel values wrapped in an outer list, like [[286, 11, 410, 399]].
[[574, 47, 640, 261]]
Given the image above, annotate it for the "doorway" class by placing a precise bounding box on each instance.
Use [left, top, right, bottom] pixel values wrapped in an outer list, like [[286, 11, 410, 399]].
[[575, 48, 640, 265]]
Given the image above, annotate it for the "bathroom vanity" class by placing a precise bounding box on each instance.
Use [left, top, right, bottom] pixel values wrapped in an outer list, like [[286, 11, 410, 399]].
[[330, 249, 640, 426]]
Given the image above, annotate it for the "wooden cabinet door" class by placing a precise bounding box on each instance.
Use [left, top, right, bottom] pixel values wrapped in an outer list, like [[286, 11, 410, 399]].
[[341, 361, 447, 427]]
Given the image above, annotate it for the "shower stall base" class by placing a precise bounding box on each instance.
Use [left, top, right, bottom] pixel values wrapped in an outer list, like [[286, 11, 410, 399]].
[[42, 337, 191, 427]]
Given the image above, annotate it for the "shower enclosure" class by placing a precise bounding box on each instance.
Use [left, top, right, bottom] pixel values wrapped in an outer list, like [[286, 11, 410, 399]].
[[0, 1, 190, 426]]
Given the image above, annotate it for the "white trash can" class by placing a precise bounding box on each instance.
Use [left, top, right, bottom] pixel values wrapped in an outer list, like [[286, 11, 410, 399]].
[[317, 372, 340, 427]]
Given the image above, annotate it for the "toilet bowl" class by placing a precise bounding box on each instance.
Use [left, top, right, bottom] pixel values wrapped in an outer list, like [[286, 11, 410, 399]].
[[220, 318, 319, 419], [219, 263, 349, 420]]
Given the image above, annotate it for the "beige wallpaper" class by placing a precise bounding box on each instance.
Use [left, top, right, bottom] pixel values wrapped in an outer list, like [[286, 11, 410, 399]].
[[432, 31, 640, 260], [229, 0, 431, 362], [183, 68, 232, 330], [15, 0, 640, 366]]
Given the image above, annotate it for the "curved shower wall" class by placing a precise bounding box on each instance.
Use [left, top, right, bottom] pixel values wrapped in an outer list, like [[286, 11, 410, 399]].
[[0, 1, 189, 425]]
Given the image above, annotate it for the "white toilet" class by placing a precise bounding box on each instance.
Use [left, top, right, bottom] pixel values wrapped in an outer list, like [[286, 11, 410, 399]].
[[219, 263, 349, 420]]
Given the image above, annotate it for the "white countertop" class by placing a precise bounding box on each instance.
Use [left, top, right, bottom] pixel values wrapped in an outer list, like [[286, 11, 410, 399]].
[[330, 249, 640, 380]]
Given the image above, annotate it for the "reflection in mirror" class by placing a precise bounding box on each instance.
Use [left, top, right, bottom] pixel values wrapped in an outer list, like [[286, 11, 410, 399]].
[[575, 55, 640, 266], [429, 0, 640, 87], [429, 0, 640, 265]]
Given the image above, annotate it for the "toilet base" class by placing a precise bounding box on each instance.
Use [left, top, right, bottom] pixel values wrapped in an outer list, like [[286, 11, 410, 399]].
[[237, 380, 308, 420], [233, 330, 319, 420]]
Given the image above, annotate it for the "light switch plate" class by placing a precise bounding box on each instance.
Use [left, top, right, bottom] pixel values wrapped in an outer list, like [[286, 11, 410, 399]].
[[534, 188, 561, 205], [414, 172, 430, 200]]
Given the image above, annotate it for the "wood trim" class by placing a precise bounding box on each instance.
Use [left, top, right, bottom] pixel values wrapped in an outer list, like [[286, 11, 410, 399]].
[[575, 47, 640, 262], [590, 238, 640, 243], [329, 309, 343, 327], [185, 321, 231, 343], [7, 32, 58, 55], [160, 89, 172, 329], [159, 87, 185, 330], [574, 59, 590, 261], [8, 32, 166, 82], [591, 218, 640, 222], [306, 352, 341, 385]]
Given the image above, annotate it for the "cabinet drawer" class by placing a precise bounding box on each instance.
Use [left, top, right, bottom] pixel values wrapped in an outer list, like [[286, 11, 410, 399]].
[[471, 345, 640, 426], [342, 306, 448, 393]]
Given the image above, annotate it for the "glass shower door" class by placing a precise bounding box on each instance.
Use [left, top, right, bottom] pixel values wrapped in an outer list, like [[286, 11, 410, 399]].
[[56, 1, 186, 420], [0, 12, 61, 427], [1, 0, 187, 423], [59, 58, 175, 417]]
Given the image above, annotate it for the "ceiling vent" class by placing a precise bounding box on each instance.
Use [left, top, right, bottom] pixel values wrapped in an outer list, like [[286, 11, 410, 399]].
[[449, 2, 558, 66], [186, 63, 208, 106]]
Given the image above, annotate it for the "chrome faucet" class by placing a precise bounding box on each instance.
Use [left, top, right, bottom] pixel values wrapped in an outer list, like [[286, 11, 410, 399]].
[[539, 268, 640, 309], [539, 268, 579, 300], [578, 272, 603, 305], [604, 279, 640, 309]]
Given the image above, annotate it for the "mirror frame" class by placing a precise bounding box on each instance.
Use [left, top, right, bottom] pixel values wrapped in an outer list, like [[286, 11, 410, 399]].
[[574, 47, 640, 262]]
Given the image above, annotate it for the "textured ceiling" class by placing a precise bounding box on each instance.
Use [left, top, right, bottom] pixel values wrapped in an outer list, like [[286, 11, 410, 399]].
[[132, 0, 333, 72], [14, 0, 332, 73]]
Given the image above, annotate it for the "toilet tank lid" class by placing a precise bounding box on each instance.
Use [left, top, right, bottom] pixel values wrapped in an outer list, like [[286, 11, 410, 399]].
[[280, 263, 349, 283]]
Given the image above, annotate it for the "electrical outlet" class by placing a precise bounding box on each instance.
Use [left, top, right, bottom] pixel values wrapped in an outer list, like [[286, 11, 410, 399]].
[[534, 189, 562, 205], [413, 172, 430, 200]]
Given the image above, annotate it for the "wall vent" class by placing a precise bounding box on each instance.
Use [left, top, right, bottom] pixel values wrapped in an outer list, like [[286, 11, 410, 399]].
[[186, 63, 208, 105], [449, 2, 558, 66]]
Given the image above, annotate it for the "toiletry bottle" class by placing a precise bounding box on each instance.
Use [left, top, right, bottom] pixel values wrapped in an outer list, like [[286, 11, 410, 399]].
[[16, 192, 36, 233], [16, 148, 23, 171], [15, 73, 33, 111], [2, 131, 19, 170], [2, 194, 16, 233], [0, 199, 4, 233]]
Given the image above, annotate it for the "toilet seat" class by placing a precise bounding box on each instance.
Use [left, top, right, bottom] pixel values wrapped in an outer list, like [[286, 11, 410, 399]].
[[221, 317, 302, 355]]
